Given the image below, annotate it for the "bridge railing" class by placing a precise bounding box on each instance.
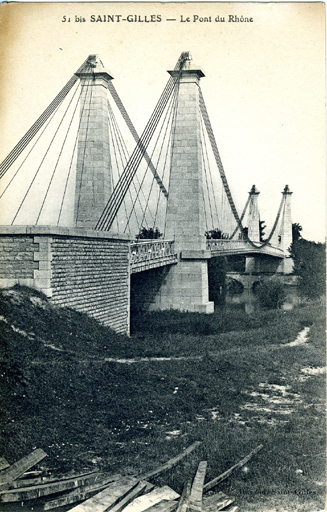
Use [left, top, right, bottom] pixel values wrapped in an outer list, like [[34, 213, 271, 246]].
[[206, 239, 284, 256], [129, 240, 178, 272]]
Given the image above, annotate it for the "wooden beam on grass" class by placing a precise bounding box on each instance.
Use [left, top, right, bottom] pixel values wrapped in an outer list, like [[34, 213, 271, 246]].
[[123, 485, 180, 512], [2, 469, 100, 490], [68, 476, 140, 512], [108, 481, 149, 512], [203, 445, 263, 492], [43, 474, 123, 510], [175, 479, 192, 512], [139, 441, 201, 481], [0, 471, 113, 503], [0, 448, 47, 486], [189, 461, 207, 512], [0, 458, 10, 472], [144, 501, 179, 512]]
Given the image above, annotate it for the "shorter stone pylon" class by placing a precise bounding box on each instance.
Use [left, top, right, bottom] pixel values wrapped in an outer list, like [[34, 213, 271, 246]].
[[247, 185, 260, 242], [74, 55, 113, 229], [278, 185, 293, 273]]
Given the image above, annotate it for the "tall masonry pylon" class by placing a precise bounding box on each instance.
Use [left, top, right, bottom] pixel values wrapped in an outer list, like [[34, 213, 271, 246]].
[[74, 55, 113, 228], [152, 55, 214, 313]]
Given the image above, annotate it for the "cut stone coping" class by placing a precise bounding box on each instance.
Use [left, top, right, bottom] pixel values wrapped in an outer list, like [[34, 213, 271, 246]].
[[0, 225, 131, 240]]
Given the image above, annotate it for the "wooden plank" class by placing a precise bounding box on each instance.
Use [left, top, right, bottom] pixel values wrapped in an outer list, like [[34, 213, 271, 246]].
[[143, 500, 179, 512], [203, 445, 263, 492], [0, 449, 47, 486], [0, 458, 10, 472], [43, 474, 123, 510], [189, 461, 207, 512], [108, 481, 149, 512], [123, 486, 180, 512], [3, 470, 100, 490], [175, 480, 192, 512], [68, 476, 140, 512], [139, 442, 201, 481], [222, 507, 237, 512], [203, 493, 235, 512], [0, 472, 111, 502]]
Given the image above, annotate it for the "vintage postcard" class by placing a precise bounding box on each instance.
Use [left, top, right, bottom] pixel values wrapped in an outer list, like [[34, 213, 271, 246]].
[[0, 2, 325, 511]]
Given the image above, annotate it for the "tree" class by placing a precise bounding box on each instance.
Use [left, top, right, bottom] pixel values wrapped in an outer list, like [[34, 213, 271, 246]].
[[292, 223, 303, 242], [290, 238, 326, 298], [205, 228, 229, 239], [259, 220, 266, 242], [136, 227, 162, 240], [256, 281, 286, 309]]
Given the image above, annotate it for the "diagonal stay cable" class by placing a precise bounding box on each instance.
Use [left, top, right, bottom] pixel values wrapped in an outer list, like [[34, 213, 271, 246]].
[[108, 99, 152, 226], [36, 82, 81, 224], [229, 195, 251, 239], [101, 77, 176, 226], [199, 87, 284, 249], [108, 81, 168, 199], [127, 81, 180, 234], [0, 97, 64, 201], [0, 57, 89, 179], [153, 80, 180, 230], [11, 79, 85, 225], [57, 82, 90, 225], [75, 78, 94, 222], [95, 53, 189, 231], [107, 100, 142, 232]]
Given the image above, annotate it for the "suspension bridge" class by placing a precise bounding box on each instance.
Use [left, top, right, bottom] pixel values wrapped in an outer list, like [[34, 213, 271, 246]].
[[0, 53, 293, 332]]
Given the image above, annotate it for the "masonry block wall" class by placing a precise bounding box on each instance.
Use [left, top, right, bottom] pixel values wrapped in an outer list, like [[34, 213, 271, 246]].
[[0, 227, 131, 335]]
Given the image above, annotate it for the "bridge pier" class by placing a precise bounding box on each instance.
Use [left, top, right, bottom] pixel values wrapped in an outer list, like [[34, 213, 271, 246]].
[[150, 56, 214, 313]]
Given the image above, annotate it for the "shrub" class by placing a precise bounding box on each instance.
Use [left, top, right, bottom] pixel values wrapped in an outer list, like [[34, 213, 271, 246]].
[[255, 281, 287, 309]]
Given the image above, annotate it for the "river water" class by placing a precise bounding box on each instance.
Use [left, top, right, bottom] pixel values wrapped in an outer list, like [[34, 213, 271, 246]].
[[222, 286, 301, 314]]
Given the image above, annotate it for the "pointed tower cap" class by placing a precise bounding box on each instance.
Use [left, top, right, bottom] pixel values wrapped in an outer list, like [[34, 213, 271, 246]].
[[75, 54, 113, 81], [249, 184, 260, 194], [168, 52, 204, 78]]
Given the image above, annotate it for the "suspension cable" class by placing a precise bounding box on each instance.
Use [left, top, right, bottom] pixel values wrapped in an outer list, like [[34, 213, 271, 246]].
[[75, 78, 94, 222], [108, 100, 143, 232], [0, 57, 89, 179], [153, 79, 180, 231], [108, 81, 168, 198], [200, 113, 215, 230], [229, 194, 251, 239], [108, 100, 154, 229], [36, 81, 81, 224], [136, 83, 180, 233], [57, 82, 90, 225], [199, 86, 284, 249], [0, 98, 63, 201], [11, 79, 87, 225], [107, 102, 135, 232], [95, 53, 189, 231]]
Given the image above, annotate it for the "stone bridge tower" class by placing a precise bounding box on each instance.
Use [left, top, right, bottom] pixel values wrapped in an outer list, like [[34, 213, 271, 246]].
[[74, 55, 113, 228], [151, 56, 214, 313]]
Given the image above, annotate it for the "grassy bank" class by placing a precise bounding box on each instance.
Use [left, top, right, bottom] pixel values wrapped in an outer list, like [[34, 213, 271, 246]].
[[0, 286, 325, 510]]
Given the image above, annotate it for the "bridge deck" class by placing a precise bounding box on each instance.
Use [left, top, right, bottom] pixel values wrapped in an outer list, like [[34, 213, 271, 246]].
[[129, 239, 284, 273], [206, 239, 284, 258]]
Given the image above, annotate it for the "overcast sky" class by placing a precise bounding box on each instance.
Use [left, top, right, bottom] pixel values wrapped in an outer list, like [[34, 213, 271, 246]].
[[0, 2, 325, 241]]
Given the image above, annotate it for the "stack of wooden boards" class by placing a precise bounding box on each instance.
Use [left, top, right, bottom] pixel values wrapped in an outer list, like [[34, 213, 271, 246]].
[[0, 442, 263, 511]]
